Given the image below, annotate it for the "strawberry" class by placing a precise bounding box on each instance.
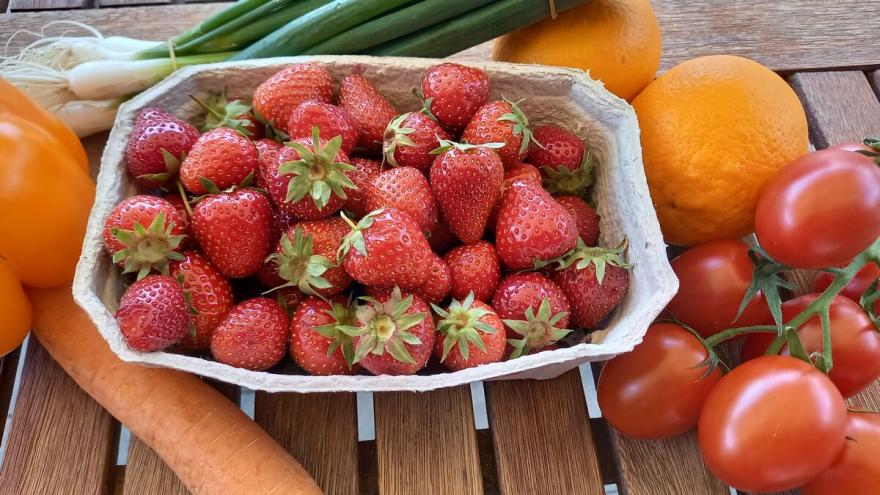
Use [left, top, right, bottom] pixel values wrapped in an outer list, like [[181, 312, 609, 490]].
[[103, 195, 187, 279], [339, 208, 433, 289], [430, 141, 504, 243], [194, 88, 262, 138], [170, 250, 234, 350], [210, 297, 288, 371], [342, 287, 435, 375], [338, 74, 397, 151], [461, 99, 534, 169], [410, 254, 451, 304], [276, 287, 305, 311], [287, 100, 360, 154], [443, 241, 500, 302], [421, 63, 490, 132], [179, 127, 260, 195], [254, 138, 283, 189], [433, 294, 506, 371], [426, 212, 459, 254], [344, 157, 382, 218], [267, 219, 352, 297], [555, 195, 599, 246], [383, 112, 450, 172], [164, 194, 194, 247], [266, 130, 356, 220], [492, 272, 571, 357], [495, 179, 578, 270], [290, 297, 357, 375], [550, 240, 630, 329], [124, 107, 199, 190], [529, 125, 584, 172], [192, 188, 273, 278], [366, 166, 438, 232], [116, 274, 188, 352], [252, 63, 334, 133], [486, 162, 543, 232]]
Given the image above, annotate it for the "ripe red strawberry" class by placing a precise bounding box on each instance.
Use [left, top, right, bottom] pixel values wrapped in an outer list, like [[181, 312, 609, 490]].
[[410, 254, 451, 304], [116, 274, 188, 352], [383, 112, 450, 173], [433, 294, 506, 371], [180, 128, 260, 194], [164, 194, 193, 246], [340, 208, 433, 289], [422, 63, 490, 132], [430, 141, 504, 243], [287, 100, 360, 154], [170, 251, 234, 350], [266, 131, 355, 220], [344, 288, 435, 375], [344, 157, 382, 218], [267, 218, 352, 297], [366, 166, 438, 231], [492, 272, 571, 357], [103, 195, 187, 279], [210, 297, 288, 371], [495, 179, 578, 270], [194, 89, 263, 139], [291, 297, 357, 375], [529, 124, 585, 172], [252, 63, 334, 133], [556, 195, 599, 246], [426, 212, 459, 254], [192, 188, 272, 278], [254, 138, 283, 189], [338, 74, 397, 151], [486, 162, 543, 232], [443, 241, 500, 302], [551, 240, 630, 329], [124, 107, 199, 190], [276, 287, 305, 311], [461, 99, 534, 168]]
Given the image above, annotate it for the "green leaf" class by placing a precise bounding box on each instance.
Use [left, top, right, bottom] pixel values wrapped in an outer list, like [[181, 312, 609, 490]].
[[386, 339, 416, 365], [198, 176, 222, 195]]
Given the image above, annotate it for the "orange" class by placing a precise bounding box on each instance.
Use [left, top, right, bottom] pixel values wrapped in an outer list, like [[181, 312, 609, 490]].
[[492, 0, 662, 100], [632, 55, 809, 246]]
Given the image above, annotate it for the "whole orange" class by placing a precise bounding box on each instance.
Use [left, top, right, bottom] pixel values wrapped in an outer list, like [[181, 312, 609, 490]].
[[492, 0, 661, 101], [632, 55, 809, 246]]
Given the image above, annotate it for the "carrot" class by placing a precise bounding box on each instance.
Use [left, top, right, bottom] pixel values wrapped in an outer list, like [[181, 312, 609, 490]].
[[27, 286, 323, 495]]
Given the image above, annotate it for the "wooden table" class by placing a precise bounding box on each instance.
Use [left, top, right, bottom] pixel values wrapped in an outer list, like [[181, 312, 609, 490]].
[[2, 2, 880, 494]]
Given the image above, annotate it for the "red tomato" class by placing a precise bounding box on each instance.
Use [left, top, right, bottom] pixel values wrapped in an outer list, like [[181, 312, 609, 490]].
[[812, 263, 880, 312], [741, 294, 880, 398], [667, 239, 768, 337], [698, 356, 848, 492], [755, 149, 880, 269], [597, 323, 721, 439], [802, 412, 880, 495]]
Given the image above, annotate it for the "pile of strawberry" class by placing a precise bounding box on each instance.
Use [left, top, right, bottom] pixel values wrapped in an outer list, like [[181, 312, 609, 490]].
[[104, 61, 630, 376]]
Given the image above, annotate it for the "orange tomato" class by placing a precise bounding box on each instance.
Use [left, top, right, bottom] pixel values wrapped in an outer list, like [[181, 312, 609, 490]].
[[0, 115, 95, 288], [0, 258, 30, 356]]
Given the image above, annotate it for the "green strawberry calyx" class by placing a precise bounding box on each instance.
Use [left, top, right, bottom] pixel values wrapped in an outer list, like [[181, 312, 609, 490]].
[[430, 138, 505, 155], [412, 88, 439, 123], [280, 127, 357, 210], [313, 298, 357, 368], [432, 292, 497, 363], [503, 297, 571, 359], [265, 227, 335, 297], [337, 209, 381, 261], [535, 238, 632, 283], [191, 87, 256, 137], [497, 97, 536, 155], [542, 153, 595, 196], [338, 287, 427, 365], [382, 113, 417, 167], [136, 148, 185, 187], [111, 210, 186, 280]]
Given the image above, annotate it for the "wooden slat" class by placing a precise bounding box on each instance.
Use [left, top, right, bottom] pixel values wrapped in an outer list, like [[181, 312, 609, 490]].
[[485, 371, 605, 494], [98, 0, 171, 7], [255, 392, 359, 495], [0, 348, 22, 442], [0, 340, 118, 494], [374, 387, 482, 495], [8, 0, 84, 10]]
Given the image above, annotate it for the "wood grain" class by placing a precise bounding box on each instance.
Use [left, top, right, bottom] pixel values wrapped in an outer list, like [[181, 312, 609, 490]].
[[123, 437, 189, 495], [8, 0, 84, 10], [789, 71, 880, 148], [374, 387, 483, 495], [0, 340, 118, 494], [0, 348, 21, 442], [485, 371, 605, 495], [254, 392, 359, 495]]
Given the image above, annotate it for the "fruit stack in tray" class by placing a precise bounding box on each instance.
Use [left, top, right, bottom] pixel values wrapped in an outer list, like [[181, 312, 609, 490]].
[[103, 61, 630, 376]]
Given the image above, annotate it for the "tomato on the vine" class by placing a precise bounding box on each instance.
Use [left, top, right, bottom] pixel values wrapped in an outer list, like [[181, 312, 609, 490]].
[[666, 239, 768, 337], [802, 412, 880, 495], [597, 323, 720, 439], [741, 294, 880, 398], [812, 263, 880, 313], [698, 355, 847, 492], [755, 149, 880, 269]]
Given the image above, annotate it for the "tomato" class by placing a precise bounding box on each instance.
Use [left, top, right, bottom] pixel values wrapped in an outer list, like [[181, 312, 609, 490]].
[[597, 323, 721, 439], [698, 356, 847, 492], [828, 141, 875, 153], [741, 294, 880, 398], [802, 412, 880, 495], [812, 263, 880, 312], [667, 239, 768, 337], [0, 259, 30, 356], [755, 149, 880, 269]]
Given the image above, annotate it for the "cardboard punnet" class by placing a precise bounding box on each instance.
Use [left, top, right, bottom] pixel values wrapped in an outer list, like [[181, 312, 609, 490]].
[[73, 56, 678, 393]]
